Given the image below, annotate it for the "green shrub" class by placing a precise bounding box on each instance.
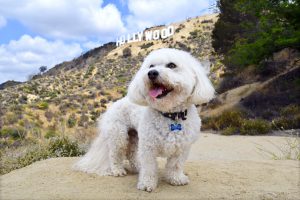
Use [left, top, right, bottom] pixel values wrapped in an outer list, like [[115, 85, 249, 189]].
[[202, 110, 273, 135], [0, 127, 26, 139], [83, 65, 96, 79], [272, 115, 300, 130], [202, 110, 244, 131], [47, 136, 84, 157], [18, 119, 25, 127], [0, 127, 14, 138], [18, 95, 28, 104], [217, 110, 244, 129], [271, 105, 300, 130], [78, 114, 89, 127], [189, 30, 200, 38], [117, 76, 127, 83], [122, 47, 132, 57], [17, 148, 50, 168], [36, 101, 49, 110], [175, 27, 182, 33], [90, 110, 101, 121], [118, 87, 127, 97], [4, 112, 19, 124], [240, 119, 271, 135], [222, 126, 237, 135], [12, 136, 84, 173], [201, 117, 214, 130], [44, 130, 57, 139], [67, 114, 77, 128], [140, 42, 154, 49], [280, 105, 300, 117], [93, 102, 100, 108]]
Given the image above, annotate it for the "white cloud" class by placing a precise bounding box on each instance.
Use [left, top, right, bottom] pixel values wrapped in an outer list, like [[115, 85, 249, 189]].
[[126, 0, 210, 31], [0, 35, 82, 83], [0, 15, 6, 28], [0, 0, 126, 40]]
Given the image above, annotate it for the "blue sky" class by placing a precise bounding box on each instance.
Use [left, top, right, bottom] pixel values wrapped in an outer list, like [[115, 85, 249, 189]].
[[0, 0, 214, 83]]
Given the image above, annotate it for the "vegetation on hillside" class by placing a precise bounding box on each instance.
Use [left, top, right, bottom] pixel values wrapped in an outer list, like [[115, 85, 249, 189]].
[[202, 0, 300, 133], [213, 0, 300, 69], [0, 136, 84, 174]]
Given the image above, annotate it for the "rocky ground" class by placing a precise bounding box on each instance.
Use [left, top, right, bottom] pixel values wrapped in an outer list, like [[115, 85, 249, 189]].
[[1, 132, 299, 200]]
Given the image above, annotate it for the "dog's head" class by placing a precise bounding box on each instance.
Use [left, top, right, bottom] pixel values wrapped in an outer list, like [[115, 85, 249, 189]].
[[128, 48, 215, 112]]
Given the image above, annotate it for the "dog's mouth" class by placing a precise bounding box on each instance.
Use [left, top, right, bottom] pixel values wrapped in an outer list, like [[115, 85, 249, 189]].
[[149, 83, 173, 99]]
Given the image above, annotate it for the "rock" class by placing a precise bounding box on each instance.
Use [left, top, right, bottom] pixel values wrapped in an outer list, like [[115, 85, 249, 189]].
[[1, 133, 299, 200], [0, 158, 299, 200]]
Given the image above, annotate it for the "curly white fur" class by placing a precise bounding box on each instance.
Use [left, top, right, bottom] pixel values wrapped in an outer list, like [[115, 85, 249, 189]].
[[74, 48, 215, 192]]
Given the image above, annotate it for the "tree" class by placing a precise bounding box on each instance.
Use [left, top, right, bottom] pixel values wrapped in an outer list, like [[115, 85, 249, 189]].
[[212, 0, 300, 69], [212, 0, 253, 54], [39, 66, 47, 74]]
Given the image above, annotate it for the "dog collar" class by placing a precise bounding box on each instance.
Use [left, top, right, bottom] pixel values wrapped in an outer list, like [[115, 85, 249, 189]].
[[161, 109, 188, 121]]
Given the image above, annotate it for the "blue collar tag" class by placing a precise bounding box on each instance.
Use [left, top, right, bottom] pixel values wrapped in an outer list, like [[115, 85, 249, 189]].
[[170, 123, 183, 132]]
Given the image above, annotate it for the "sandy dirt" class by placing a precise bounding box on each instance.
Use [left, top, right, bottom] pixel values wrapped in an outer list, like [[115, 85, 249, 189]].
[[1, 133, 300, 200]]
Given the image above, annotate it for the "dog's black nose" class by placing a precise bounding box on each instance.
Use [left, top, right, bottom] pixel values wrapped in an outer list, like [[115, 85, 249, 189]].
[[148, 70, 159, 80]]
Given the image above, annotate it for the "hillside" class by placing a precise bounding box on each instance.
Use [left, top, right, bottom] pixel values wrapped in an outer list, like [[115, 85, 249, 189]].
[[0, 80, 22, 90]]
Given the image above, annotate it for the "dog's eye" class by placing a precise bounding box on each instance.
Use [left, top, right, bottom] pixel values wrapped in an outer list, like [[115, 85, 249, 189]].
[[149, 64, 154, 68], [166, 63, 177, 69]]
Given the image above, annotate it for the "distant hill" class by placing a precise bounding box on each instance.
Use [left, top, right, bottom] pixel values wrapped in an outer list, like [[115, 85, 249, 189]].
[[0, 80, 22, 90]]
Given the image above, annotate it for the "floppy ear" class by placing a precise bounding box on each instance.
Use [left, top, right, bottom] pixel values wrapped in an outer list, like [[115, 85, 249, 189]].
[[127, 71, 148, 106], [188, 59, 215, 104]]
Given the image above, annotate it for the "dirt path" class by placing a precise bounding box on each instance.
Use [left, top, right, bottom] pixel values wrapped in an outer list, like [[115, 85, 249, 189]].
[[201, 65, 300, 117], [1, 133, 299, 200]]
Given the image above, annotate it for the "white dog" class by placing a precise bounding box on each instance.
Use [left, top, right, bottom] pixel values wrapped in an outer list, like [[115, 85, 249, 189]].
[[74, 48, 215, 192]]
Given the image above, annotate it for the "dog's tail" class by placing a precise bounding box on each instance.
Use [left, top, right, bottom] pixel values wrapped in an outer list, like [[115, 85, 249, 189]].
[[73, 133, 111, 176]]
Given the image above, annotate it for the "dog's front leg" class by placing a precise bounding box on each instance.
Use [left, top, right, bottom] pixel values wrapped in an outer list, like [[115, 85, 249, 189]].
[[137, 147, 158, 192], [164, 147, 190, 186]]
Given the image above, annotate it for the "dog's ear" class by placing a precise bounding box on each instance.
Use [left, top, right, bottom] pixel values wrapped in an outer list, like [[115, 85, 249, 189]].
[[127, 71, 148, 106], [188, 59, 215, 104]]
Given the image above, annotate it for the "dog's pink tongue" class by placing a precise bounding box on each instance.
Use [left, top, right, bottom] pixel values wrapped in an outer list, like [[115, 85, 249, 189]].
[[149, 87, 163, 98]]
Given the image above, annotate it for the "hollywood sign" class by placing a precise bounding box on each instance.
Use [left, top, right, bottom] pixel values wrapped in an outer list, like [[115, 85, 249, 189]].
[[116, 25, 175, 47]]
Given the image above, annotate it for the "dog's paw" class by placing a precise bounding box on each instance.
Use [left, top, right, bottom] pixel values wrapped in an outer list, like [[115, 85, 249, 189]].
[[124, 164, 139, 174], [110, 167, 127, 177], [165, 173, 189, 186], [137, 181, 157, 192]]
